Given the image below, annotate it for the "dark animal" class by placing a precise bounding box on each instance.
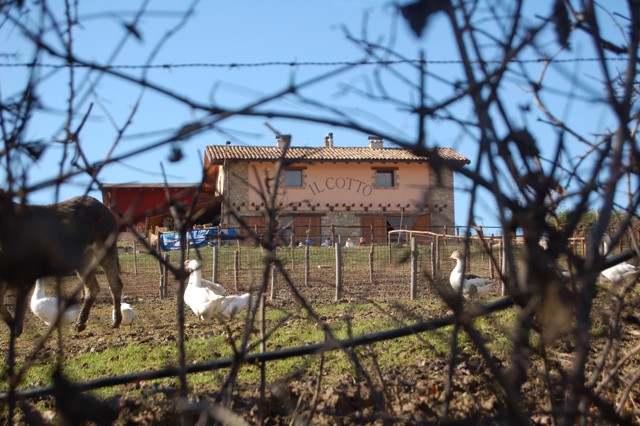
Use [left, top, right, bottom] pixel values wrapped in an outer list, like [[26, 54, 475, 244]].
[[0, 194, 123, 336]]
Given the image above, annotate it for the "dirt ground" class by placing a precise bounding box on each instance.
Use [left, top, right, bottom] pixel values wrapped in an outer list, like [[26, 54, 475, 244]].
[[2, 281, 640, 425]]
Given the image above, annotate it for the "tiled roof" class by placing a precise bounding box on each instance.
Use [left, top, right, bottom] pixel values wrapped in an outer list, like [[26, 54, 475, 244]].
[[205, 145, 469, 164], [103, 183, 200, 189]]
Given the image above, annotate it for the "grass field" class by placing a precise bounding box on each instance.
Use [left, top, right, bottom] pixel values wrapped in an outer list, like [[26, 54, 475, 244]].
[[0, 287, 521, 424]]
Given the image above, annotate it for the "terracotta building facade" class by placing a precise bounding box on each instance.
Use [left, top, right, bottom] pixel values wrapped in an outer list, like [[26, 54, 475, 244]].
[[204, 135, 468, 245]]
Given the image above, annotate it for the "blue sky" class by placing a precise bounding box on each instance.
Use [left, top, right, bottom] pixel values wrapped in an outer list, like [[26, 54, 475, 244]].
[[2, 1, 634, 228]]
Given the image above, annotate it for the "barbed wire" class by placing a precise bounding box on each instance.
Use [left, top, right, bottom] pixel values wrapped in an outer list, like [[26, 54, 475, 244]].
[[0, 57, 630, 70]]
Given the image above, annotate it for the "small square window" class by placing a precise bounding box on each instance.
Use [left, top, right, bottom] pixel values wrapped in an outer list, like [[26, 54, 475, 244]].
[[376, 170, 394, 188], [285, 170, 303, 187]]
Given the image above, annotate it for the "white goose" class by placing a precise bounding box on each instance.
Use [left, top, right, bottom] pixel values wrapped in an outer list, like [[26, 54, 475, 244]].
[[218, 293, 255, 320], [113, 302, 135, 326], [600, 235, 639, 284], [449, 250, 497, 297], [199, 273, 227, 297], [30, 278, 81, 326], [184, 260, 252, 321]]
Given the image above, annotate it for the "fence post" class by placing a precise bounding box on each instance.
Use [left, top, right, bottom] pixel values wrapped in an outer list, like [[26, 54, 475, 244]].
[[369, 244, 374, 285], [234, 249, 240, 293], [410, 237, 418, 300], [335, 243, 342, 301], [270, 259, 277, 300], [258, 290, 266, 420], [212, 246, 219, 283], [290, 234, 295, 270], [434, 236, 441, 278], [133, 240, 138, 275], [158, 255, 163, 300], [430, 241, 436, 277], [488, 242, 494, 280], [489, 236, 495, 280], [304, 246, 310, 287], [159, 253, 168, 299]]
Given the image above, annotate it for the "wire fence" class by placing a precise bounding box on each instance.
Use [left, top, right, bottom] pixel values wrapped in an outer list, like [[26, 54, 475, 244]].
[[112, 229, 609, 304], [2, 227, 629, 324], [39, 227, 630, 307], [122, 245, 423, 304]]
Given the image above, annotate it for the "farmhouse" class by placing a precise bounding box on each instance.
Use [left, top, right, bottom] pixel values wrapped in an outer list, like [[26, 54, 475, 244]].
[[102, 134, 468, 245], [204, 134, 468, 244]]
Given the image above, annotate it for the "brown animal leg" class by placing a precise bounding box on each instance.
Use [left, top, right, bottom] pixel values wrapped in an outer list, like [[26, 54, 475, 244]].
[[76, 272, 99, 332], [0, 281, 14, 327], [12, 285, 30, 337], [6, 287, 27, 425], [102, 248, 123, 329]]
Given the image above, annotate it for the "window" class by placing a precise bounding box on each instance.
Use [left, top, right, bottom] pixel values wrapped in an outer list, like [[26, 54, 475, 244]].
[[284, 169, 303, 187], [375, 170, 395, 188]]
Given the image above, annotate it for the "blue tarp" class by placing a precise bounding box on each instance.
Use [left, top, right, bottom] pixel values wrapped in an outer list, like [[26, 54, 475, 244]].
[[159, 228, 237, 251]]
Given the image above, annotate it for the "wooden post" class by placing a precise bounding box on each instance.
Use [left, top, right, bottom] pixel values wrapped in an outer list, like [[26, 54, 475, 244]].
[[430, 241, 436, 277], [434, 236, 441, 278], [212, 246, 219, 283], [304, 246, 310, 287], [158, 255, 164, 299], [410, 237, 418, 300], [290, 233, 295, 270], [369, 244, 374, 285], [270, 260, 277, 300], [335, 243, 342, 301], [443, 225, 448, 246], [133, 240, 138, 275], [159, 253, 169, 299], [258, 291, 266, 424], [370, 224, 374, 246], [489, 237, 495, 280], [234, 249, 240, 292]]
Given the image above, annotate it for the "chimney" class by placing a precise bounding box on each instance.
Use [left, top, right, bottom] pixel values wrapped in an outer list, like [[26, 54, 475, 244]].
[[324, 132, 334, 148], [276, 134, 291, 149], [368, 135, 384, 149]]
